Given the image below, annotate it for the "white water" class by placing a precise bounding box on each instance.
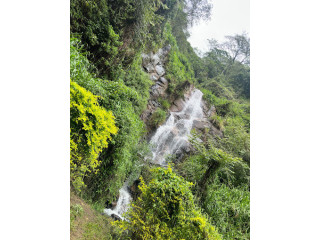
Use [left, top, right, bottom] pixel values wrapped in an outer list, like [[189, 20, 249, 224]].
[[150, 89, 204, 165], [103, 181, 132, 220], [104, 89, 204, 219]]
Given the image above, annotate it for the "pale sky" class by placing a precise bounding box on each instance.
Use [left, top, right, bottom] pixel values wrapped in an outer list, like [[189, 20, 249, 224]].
[[188, 0, 250, 53]]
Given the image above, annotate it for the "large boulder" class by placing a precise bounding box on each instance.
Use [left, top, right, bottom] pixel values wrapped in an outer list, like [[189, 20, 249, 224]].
[[207, 105, 216, 118], [155, 65, 165, 76], [158, 77, 168, 87], [150, 72, 159, 81], [144, 62, 155, 73], [170, 98, 185, 112], [157, 45, 171, 61], [192, 119, 210, 131], [152, 54, 161, 66]]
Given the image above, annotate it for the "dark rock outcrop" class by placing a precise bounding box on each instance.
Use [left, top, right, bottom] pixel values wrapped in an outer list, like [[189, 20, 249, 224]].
[[111, 214, 122, 221]]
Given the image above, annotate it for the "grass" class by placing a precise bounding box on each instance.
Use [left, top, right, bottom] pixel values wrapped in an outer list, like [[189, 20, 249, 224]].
[[70, 192, 123, 240]]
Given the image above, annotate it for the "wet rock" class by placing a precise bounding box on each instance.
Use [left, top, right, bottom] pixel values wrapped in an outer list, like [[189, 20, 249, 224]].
[[155, 65, 165, 76], [105, 202, 113, 209], [192, 119, 210, 131], [174, 149, 183, 161], [112, 201, 117, 208], [150, 83, 167, 97], [170, 99, 185, 112], [151, 100, 159, 107], [152, 54, 161, 66], [144, 63, 155, 73], [150, 72, 159, 81], [111, 214, 122, 221], [209, 126, 224, 139], [158, 77, 168, 87], [201, 100, 216, 118], [150, 86, 160, 97], [207, 105, 216, 118], [164, 132, 176, 146]]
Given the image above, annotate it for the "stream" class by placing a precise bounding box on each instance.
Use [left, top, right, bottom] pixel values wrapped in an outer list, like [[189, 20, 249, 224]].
[[104, 89, 204, 220]]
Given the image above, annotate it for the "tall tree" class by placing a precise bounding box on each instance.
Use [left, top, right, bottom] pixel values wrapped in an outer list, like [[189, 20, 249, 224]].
[[222, 33, 250, 65]]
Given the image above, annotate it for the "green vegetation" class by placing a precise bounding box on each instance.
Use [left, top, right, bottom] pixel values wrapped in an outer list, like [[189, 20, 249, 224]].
[[70, 0, 249, 239], [116, 166, 222, 240], [70, 80, 118, 192], [204, 184, 250, 240], [70, 192, 123, 240], [176, 134, 250, 239], [71, 38, 147, 203], [150, 108, 167, 129], [158, 98, 171, 110], [164, 23, 195, 97]]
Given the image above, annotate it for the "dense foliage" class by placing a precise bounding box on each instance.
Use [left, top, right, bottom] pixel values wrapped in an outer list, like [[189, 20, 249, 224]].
[[176, 134, 250, 239], [70, 0, 250, 239], [70, 80, 118, 191], [150, 108, 167, 129], [70, 38, 146, 202], [164, 24, 195, 96], [70, 0, 123, 79], [116, 166, 222, 240], [204, 184, 250, 240]]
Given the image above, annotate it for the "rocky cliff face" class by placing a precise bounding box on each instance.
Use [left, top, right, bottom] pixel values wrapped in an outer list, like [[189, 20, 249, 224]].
[[194, 101, 223, 139], [140, 46, 171, 123]]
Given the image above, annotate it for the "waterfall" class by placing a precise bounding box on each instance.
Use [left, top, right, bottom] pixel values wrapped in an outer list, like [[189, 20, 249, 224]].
[[104, 89, 204, 220], [103, 181, 132, 220], [150, 89, 203, 165]]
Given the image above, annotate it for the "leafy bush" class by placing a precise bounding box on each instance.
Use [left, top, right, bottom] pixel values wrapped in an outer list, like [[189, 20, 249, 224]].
[[71, 38, 146, 202], [204, 184, 250, 240], [150, 108, 167, 129], [201, 88, 232, 117], [210, 115, 225, 131], [175, 154, 206, 185], [84, 80, 146, 202], [158, 98, 171, 110], [176, 134, 250, 239], [201, 77, 235, 100], [219, 117, 250, 163], [70, 0, 123, 79], [201, 87, 249, 133], [176, 149, 249, 190], [215, 161, 250, 189], [70, 80, 118, 191], [164, 23, 195, 95], [122, 55, 153, 114], [116, 166, 222, 240]]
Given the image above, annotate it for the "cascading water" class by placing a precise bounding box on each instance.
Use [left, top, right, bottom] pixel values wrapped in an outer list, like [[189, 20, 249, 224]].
[[150, 89, 204, 165], [103, 181, 132, 220], [104, 89, 204, 220]]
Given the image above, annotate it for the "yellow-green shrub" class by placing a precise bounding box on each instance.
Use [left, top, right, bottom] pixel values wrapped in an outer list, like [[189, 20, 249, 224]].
[[70, 80, 118, 191], [115, 166, 222, 240]]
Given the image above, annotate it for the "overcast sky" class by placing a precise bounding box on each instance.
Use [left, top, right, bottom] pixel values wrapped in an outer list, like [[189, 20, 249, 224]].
[[188, 0, 250, 53]]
